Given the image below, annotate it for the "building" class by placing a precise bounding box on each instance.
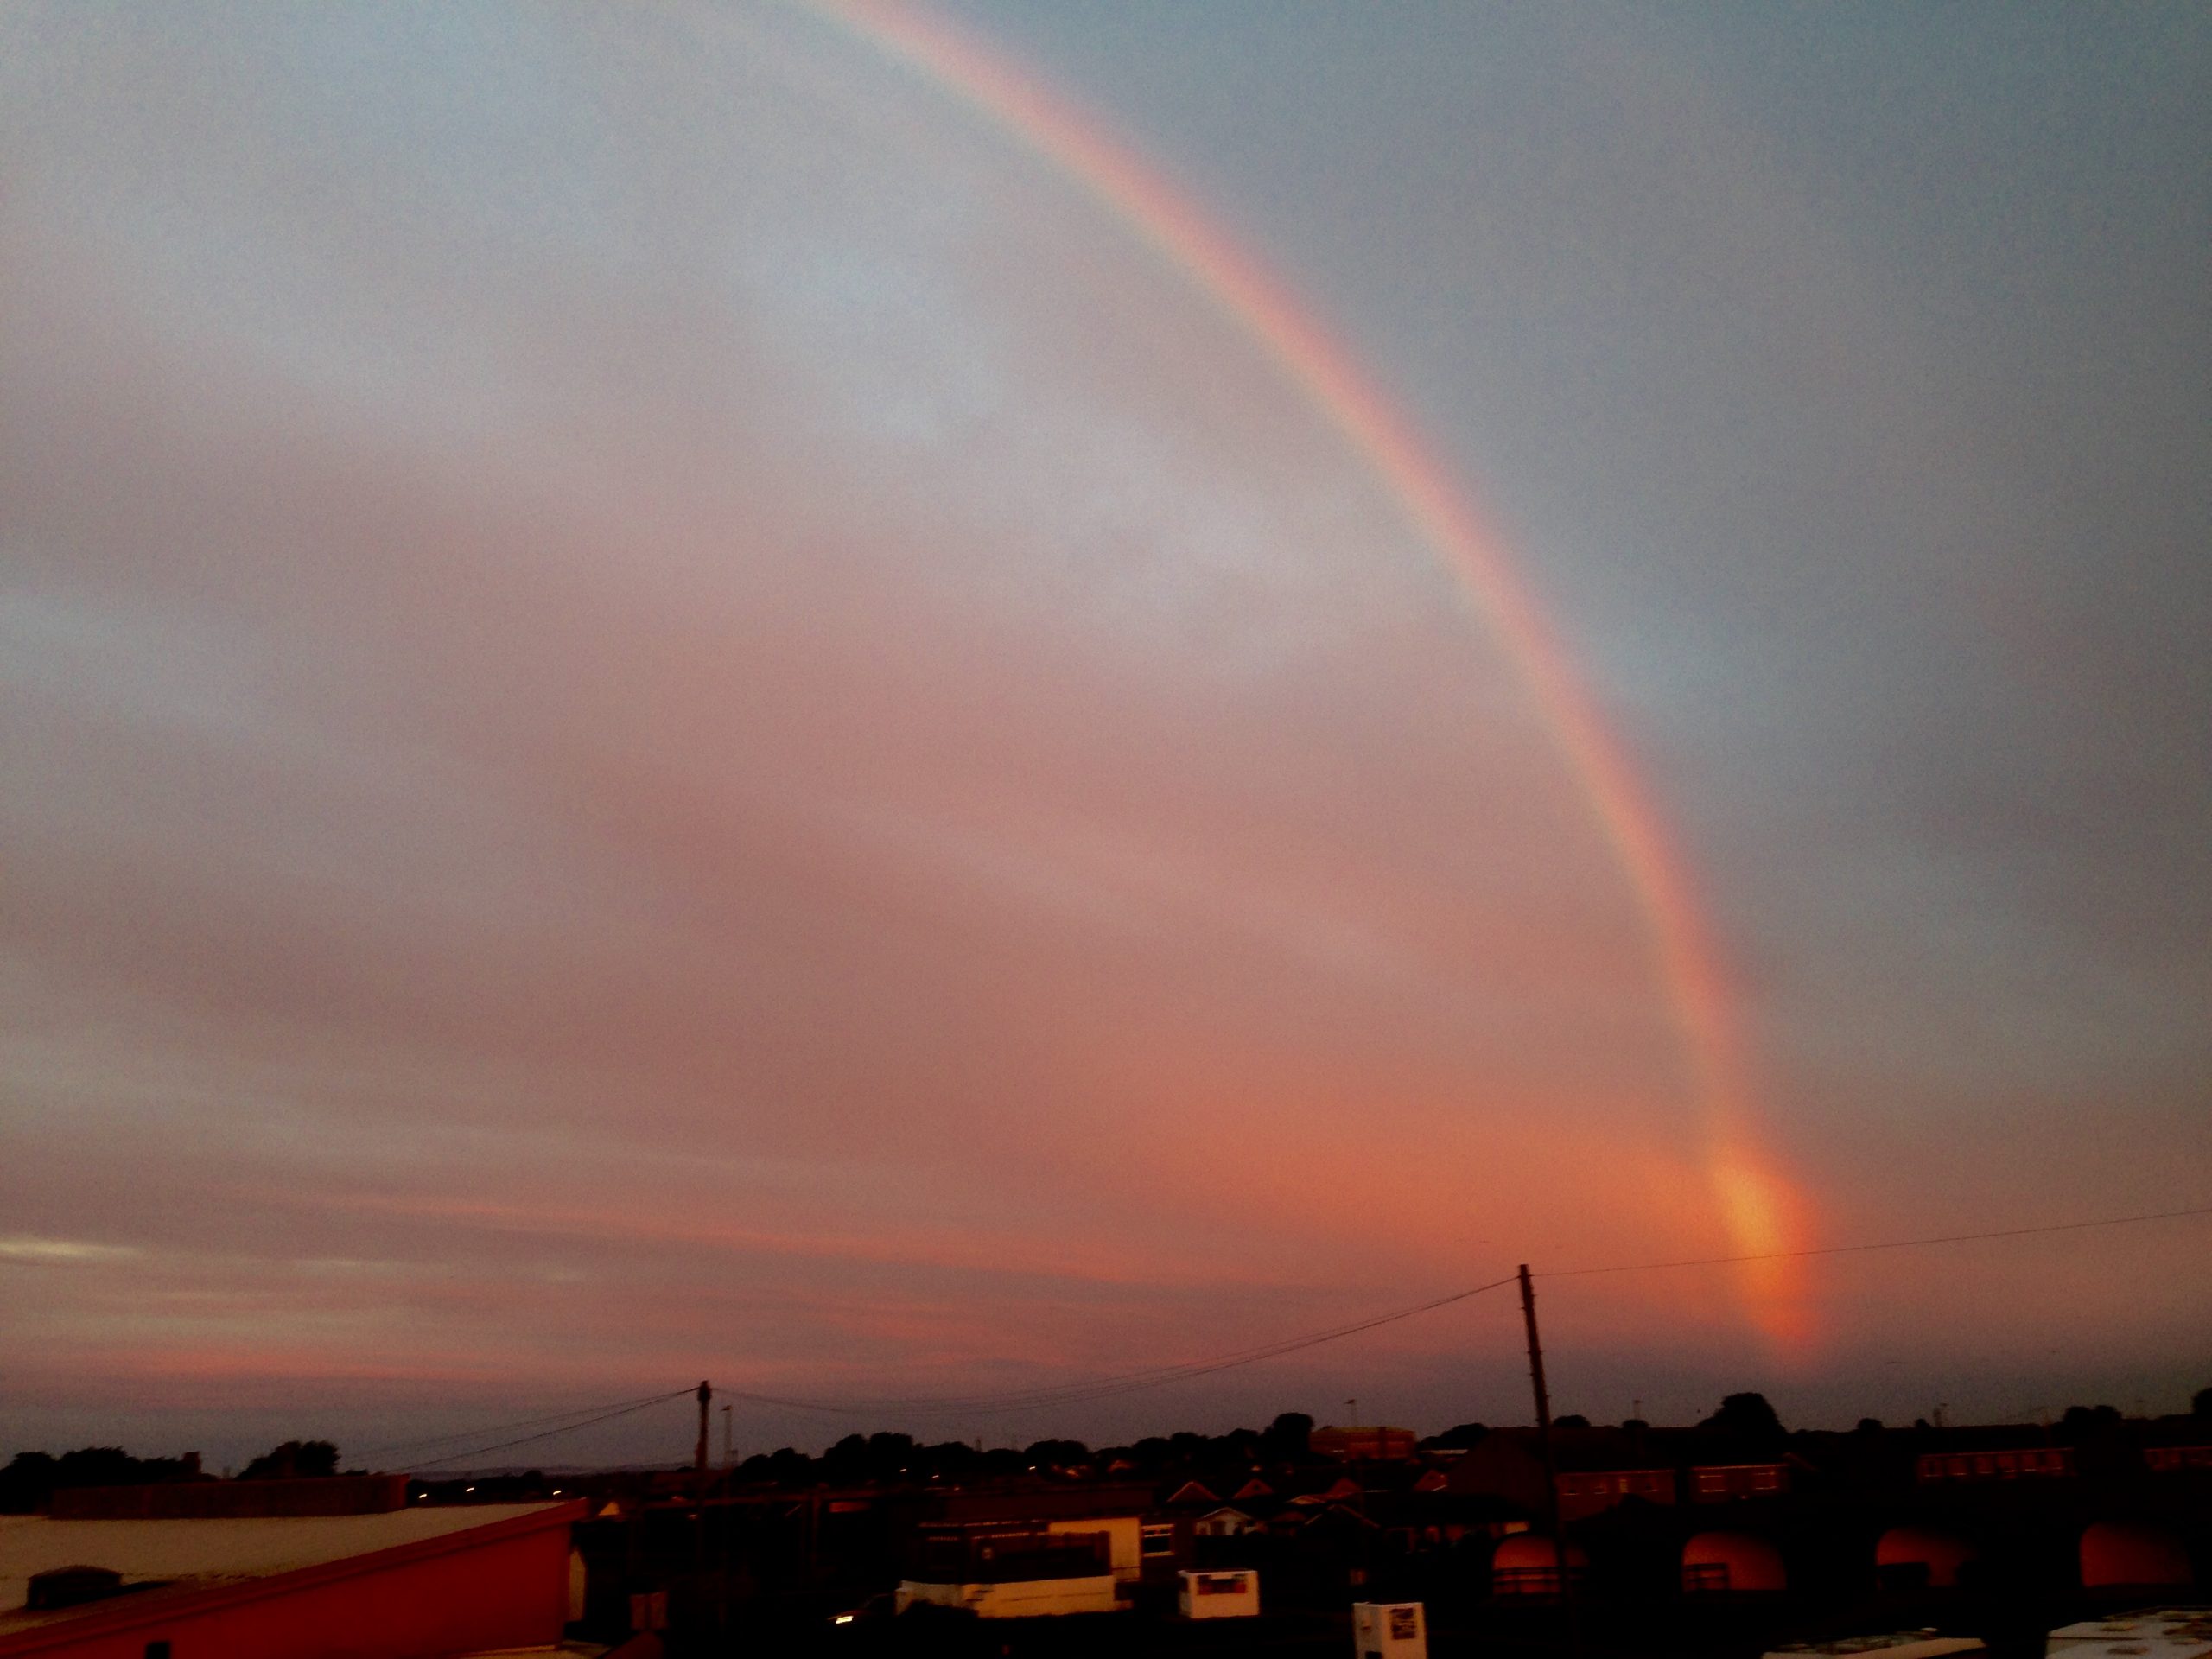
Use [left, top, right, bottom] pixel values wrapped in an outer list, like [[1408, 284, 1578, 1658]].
[[1554, 1467, 1675, 1522], [1310, 1426, 1417, 1462], [925, 1487, 1147, 1590], [1681, 1529, 1788, 1595], [895, 1524, 1117, 1618], [0, 1482, 584, 1659], [1445, 1427, 1679, 1521], [1351, 1600, 1427, 1659], [1176, 1568, 1258, 1618], [1690, 1462, 1792, 1501], [1915, 1446, 2072, 1484]]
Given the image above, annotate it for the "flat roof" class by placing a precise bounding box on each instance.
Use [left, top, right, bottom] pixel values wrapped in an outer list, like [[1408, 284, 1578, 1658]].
[[0, 1503, 567, 1638], [2049, 1609, 2212, 1657]]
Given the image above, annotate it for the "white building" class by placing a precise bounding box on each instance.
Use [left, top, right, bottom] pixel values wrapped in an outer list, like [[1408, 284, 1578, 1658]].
[[896, 1573, 1117, 1619], [1177, 1568, 1258, 1618], [896, 1522, 1119, 1620], [1351, 1599, 1426, 1659]]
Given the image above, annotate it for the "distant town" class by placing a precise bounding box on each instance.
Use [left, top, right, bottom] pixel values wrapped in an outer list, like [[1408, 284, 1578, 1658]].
[[5, 1389, 2208, 1657]]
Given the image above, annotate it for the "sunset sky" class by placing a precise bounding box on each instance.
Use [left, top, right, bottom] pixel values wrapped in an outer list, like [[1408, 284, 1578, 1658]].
[[3, 2, 2207, 1469]]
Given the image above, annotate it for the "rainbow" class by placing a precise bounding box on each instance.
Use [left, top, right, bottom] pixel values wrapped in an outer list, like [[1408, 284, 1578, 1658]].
[[805, 0, 1814, 1347]]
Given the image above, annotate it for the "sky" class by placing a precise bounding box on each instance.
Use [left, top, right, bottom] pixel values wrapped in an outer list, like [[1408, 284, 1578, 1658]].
[[2, 1, 2207, 1471]]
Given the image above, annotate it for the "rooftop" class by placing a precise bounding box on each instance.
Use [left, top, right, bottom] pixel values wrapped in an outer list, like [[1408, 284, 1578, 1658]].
[[0, 1503, 569, 1638], [2048, 1608, 2212, 1658]]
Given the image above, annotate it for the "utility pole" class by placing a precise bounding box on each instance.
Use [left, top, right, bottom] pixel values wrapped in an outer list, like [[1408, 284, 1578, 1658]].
[[692, 1382, 715, 1631], [721, 1404, 734, 1467], [695, 1381, 712, 1481], [1519, 1265, 1578, 1649]]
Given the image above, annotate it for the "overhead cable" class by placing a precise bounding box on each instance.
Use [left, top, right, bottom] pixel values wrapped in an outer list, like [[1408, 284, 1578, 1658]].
[[403, 1392, 695, 1472], [357, 1389, 697, 1461]]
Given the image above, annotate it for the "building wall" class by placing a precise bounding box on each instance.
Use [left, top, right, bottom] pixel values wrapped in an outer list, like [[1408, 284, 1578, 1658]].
[[1311, 1427, 1417, 1462], [1047, 1516, 1140, 1584], [1, 1513, 574, 1659]]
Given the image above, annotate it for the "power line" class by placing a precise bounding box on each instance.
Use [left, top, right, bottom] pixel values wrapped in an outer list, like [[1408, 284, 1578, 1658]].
[[716, 1200, 2212, 1420], [404, 1392, 694, 1473], [1536, 1202, 2212, 1280], [366, 1199, 2212, 1457], [357, 1389, 696, 1462], [721, 1276, 1525, 1419]]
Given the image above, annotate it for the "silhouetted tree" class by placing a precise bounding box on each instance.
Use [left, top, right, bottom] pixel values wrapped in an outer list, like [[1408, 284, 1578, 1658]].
[[1261, 1413, 1313, 1459], [1855, 1417, 1885, 1434], [1, 1448, 206, 1513], [238, 1440, 339, 1480], [740, 1446, 815, 1484], [1422, 1422, 1489, 1451], [2193, 1386, 2211, 1419], [1553, 1414, 1591, 1430], [2056, 1404, 2123, 1444], [1699, 1393, 1786, 1450], [1021, 1439, 1090, 1471]]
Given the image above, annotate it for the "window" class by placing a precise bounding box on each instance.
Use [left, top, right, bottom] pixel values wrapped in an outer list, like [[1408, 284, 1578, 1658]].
[[1751, 1468, 1780, 1491], [1141, 1523, 1175, 1557], [1682, 1562, 1730, 1594], [1196, 1573, 1246, 1596]]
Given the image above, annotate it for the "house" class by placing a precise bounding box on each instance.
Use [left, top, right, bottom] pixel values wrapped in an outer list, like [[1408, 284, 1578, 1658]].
[[2144, 1445, 2212, 1473], [1192, 1506, 1260, 1539], [1554, 1467, 1676, 1520], [2136, 1422, 2212, 1475], [1310, 1426, 1417, 1462], [0, 1480, 583, 1658], [1445, 1428, 1678, 1520], [1914, 1446, 2072, 1484], [1689, 1462, 1792, 1502], [928, 1486, 1149, 1590]]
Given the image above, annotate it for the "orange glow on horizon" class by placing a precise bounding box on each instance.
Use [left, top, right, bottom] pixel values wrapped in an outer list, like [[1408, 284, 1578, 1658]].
[[805, 0, 1815, 1344]]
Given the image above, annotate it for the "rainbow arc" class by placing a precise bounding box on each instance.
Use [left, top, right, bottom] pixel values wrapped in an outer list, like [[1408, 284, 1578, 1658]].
[[809, 0, 1815, 1348]]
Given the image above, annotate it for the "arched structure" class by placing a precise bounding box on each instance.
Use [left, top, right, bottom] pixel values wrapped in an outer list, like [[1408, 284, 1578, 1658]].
[[1876, 1525, 1978, 1591], [1682, 1529, 1787, 1595], [1491, 1533, 1588, 1599]]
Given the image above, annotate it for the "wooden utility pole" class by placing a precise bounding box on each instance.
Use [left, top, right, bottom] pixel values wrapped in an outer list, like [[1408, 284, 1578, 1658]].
[[694, 1381, 712, 1481], [1518, 1265, 1578, 1647], [692, 1381, 715, 1630]]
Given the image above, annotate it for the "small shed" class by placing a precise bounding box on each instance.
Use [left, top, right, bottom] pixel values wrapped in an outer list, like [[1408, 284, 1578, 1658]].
[[1177, 1567, 1258, 1618], [1351, 1599, 1427, 1659]]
